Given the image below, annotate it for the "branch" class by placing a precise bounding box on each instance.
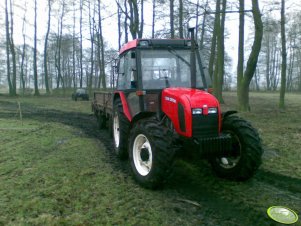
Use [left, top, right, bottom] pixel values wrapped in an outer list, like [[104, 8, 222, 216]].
[[115, 0, 131, 20]]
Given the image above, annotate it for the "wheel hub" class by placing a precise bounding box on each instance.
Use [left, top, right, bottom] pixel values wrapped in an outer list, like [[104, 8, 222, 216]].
[[140, 147, 150, 162], [218, 131, 241, 169]]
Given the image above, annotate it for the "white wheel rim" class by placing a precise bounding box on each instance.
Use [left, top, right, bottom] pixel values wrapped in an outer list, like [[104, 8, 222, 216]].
[[133, 134, 152, 176], [113, 113, 120, 148]]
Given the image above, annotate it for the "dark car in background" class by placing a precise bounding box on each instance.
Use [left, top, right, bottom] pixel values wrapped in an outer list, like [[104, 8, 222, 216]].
[[72, 88, 89, 101]]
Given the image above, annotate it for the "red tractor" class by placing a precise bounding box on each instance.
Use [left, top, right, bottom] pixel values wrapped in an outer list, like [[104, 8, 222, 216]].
[[92, 30, 263, 189]]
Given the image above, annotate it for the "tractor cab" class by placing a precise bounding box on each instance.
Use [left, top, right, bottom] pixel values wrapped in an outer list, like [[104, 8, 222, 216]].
[[117, 39, 211, 91]]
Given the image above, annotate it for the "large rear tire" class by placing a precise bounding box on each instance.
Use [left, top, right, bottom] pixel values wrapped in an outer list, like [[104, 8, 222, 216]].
[[210, 115, 263, 181], [112, 99, 130, 159], [128, 118, 175, 189]]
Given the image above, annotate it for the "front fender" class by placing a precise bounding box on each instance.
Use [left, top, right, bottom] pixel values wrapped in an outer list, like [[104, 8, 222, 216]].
[[222, 111, 238, 121]]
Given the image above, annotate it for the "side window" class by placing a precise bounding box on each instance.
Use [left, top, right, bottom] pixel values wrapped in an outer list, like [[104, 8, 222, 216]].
[[117, 51, 136, 90], [117, 56, 126, 89]]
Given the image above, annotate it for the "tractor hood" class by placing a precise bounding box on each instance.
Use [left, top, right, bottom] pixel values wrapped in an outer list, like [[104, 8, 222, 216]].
[[161, 88, 221, 138]]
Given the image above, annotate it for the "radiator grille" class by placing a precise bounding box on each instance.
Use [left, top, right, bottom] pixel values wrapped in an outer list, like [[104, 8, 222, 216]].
[[192, 114, 218, 139]]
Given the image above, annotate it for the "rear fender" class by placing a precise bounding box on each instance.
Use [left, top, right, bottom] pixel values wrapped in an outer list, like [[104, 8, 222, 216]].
[[113, 92, 132, 121], [130, 112, 156, 129]]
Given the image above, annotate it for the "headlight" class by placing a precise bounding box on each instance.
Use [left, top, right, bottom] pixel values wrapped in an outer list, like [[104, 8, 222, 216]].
[[208, 107, 217, 114], [192, 108, 203, 115]]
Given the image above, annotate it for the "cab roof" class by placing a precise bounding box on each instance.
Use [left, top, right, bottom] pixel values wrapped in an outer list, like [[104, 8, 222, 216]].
[[119, 39, 192, 55]]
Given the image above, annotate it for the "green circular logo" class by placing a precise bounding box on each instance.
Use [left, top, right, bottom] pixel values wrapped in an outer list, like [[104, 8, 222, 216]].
[[267, 206, 298, 224]]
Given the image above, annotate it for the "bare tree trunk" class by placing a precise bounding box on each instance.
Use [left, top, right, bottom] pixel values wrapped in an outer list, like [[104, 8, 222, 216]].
[[209, 0, 219, 79], [199, 0, 209, 49], [213, 0, 221, 98], [72, 1, 76, 88], [215, 0, 226, 103], [5, 0, 13, 95], [88, 2, 95, 95], [33, 0, 40, 96], [195, 0, 200, 39], [79, 0, 83, 88], [97, 0, 106, 89], [279, 0, 287, 109], [287, 37, 295, 91], [9, 0, 17, 96], [44, 0, 51, 94], [170, 0, 175, 38], [21, 6, 27, 95], [152, 0, 156, 38], [56, 2, 65, 93], [265, 33, 271, 91], [179, 0, 183, 38], [138, 0, 144, 39], [128, 0, 142, 39], [237, 0, 263, 111], [237, 0, 245, 105], [124, 0, 128, 43], [117, 0, 122, 49]]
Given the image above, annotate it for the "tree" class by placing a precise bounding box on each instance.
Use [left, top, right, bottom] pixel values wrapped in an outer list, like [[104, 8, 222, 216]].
[[9, 0, 17, 96], [237, 0, 263, 111], [179, 0, 184, 38], [44, 0, 52, 95], [20, 2, 28, 94], [128, 0, 144, 39], [212, 0, 226, 103], [79, 0, 84, 88], [88, 1, 95, 95], [279, 0, 287, 109], [33, 0, 40, 96], [55, 1, 66, 91], [5, 0, 13, 95], [97, 0, 106, 89], [152, 0, 156, 38], [117, 0, 122, 49], [170, 0, 175, 38], [209, 1, 218, 80]]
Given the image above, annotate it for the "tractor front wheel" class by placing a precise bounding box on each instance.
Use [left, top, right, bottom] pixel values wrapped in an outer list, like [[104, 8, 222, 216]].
[[210, 115, 263, 181], [129, 118, 175, 189]]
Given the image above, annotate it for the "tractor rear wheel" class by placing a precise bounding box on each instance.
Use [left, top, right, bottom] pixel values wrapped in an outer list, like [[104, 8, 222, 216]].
[[129, 118, 175, 189], [210, 115, 263, 181], [112, 99, 129, 159]]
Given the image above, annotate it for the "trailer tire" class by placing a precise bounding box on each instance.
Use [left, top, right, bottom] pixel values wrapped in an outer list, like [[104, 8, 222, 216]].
[[129, 118, 175, 189], [112, 99, 129, 159], [97, 112, 106, 129], [210, 115, 263, 181]]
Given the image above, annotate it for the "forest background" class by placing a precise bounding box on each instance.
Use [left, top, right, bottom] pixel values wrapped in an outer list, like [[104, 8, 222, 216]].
[[1, 0, 301, 111]]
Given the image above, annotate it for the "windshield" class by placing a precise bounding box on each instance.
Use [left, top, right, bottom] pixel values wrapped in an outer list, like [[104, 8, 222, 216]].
[[141, 49, 206, 89]]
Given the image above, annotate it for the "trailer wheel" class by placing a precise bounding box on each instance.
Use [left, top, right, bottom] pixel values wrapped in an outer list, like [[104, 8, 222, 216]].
[[97, 112, 106, 129], [210, 115, 263, 181], [129, 118, 175, 189], [112, 99, 129, 159]]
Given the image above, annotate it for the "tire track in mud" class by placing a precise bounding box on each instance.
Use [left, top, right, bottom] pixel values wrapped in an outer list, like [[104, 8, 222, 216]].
[[1, 102, 300, 225], [256, 169, 301, 195]]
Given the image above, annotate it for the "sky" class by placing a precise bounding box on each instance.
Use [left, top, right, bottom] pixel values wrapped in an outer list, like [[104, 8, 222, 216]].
[[0, 1, 245, 49], [1, 0, 298, 75]]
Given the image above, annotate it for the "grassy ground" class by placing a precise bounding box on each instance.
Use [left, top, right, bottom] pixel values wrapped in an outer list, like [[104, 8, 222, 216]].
[[0, 92, 300, 226]]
